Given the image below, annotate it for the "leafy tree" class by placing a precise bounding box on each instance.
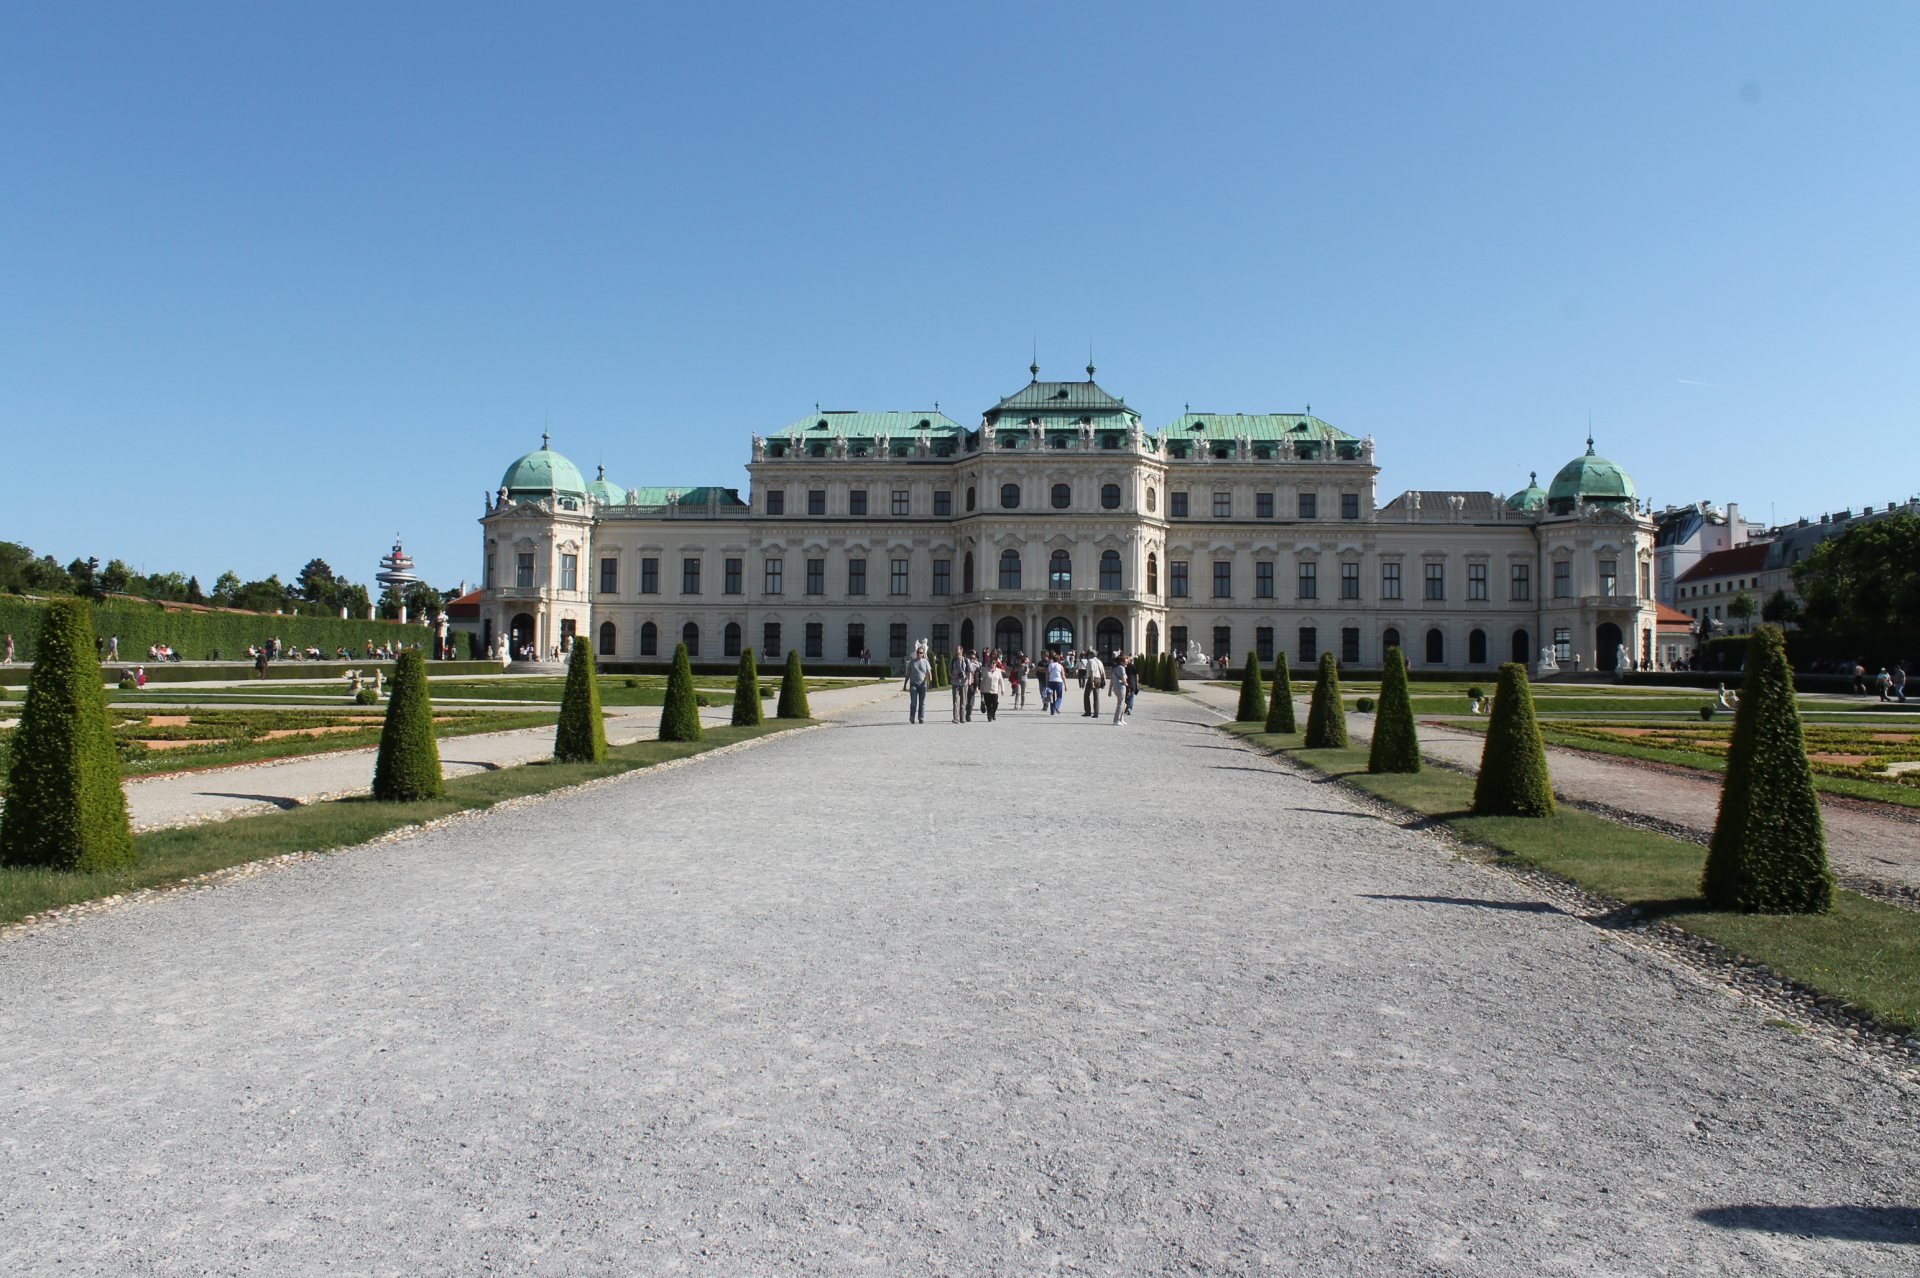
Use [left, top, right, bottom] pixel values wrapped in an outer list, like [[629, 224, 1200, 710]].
[[1471, 663, 1554, 816], [403, 581, 444, 619], [1265, 652, 1296, 733], [776, 648, 811, 719], [553, 636, 607, 762], [1792, 511, 1920, 634], [66, 557, 100, 598], [0, 541, 35, 594], [1759, 588, 1801, 625], [297, 558, 337, 604], [1368, 645, 1421, 774], [233, 575, 291, 614], [372, 649, 442, 800], [1235, 650, 1266, 722], [98, 558, 135, 597], [0, 598, 135, 870], [1728, 590, 1757, 633], [209, 571, 243, 606], [333, 581, 371, 618], [1302, 652, 1348, 748], [185, 575, 206, 604], [1701, 626, 1833, 913], [731, 648, 763, 726], [658, 642, 703, 741]]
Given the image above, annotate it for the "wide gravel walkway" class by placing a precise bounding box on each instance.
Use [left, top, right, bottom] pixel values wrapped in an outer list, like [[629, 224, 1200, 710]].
[[2, 690, 1915, 1275]]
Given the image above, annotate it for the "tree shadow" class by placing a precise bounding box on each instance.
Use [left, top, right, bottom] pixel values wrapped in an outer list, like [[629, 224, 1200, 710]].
[[442, 760, 505, 771], [193, 792, 302, 810], [1292, 807, 1382, 819], [1360, 894, 1559, 914], [1693, 1204, 1920, 1243]]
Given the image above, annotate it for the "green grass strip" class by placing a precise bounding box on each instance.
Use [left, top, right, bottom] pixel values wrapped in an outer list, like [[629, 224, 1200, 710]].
[[1224, 723, 1920, 1031], [0, 721, 801, 929]]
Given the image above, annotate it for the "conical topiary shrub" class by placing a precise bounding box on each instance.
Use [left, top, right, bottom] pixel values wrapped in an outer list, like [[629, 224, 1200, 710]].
[[0, 597, 135, 871], [1368, 645, 1421, 774], [1302, 652, 1348, 748], [1164, 651, 1181, 692], [373, 648, 442, 800], [1701, 626, 1833, 913], [1471, 662, 1553, 816], [659, 642, 703, 741], [776, 648, 811, 719], [554, 635, 606, 762], [1235, 651, 1267, 723], [731, 648, 763, 727], [1265, 652, 1296, 734]]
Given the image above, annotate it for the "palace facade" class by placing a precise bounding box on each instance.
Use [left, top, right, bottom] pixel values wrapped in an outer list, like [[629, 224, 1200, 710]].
[[476, 369, 1657, 673]]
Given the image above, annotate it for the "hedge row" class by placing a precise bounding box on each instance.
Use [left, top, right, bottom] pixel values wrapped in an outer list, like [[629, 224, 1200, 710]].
[[599, 659, 886, 679], [0, 595, 428, 664]]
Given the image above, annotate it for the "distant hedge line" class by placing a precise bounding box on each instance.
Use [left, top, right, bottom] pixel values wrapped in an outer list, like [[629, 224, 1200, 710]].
[[0, 595, 429, 664], [599, 659, 887, 679]]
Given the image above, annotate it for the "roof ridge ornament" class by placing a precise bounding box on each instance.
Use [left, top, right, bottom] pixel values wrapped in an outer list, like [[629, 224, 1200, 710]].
[[541, 431, 550, 450]]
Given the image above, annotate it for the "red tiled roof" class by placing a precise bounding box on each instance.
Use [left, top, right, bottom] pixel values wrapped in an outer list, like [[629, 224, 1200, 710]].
[[445, 589, 483, 618], [1676, 542, 1769, 583], [1655, 602, 1693, 630]]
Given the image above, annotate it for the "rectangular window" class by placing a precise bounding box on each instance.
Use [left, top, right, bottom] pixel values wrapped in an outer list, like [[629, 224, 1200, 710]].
[[891, 489, 909, 517], [1170, 625, 1189, 657], [891, 558, 909, 595], [888, 623, 908, 660], [1213, 560, 1232, 598], [1640, 561, 1652, 598], [640, 557, 658, 594], [1213, 492, 1231, 518], [1381, 561, 1402, 600], [1553, 626, 1572, 662], [849, 489, 868, 517], [932, 558, 951, 596], [599, 557, 618, 595], [806, 559, 825, 595], [1299, 492, 1317, 519], [764, 558, 783, 595], [1171, 491, 1189, 519], [805, 622, 824, 659], [1298, 626, 1318, 663], [930, 623, 949, 655], [808, 489, 826, 516], [934, 489, 952, 517], [681, 557, 701, 595], [640, 624, 657, 656], [762, 622, 780, 659], [846, 622, 864, 659], [1342, 627, 1361, 664], [560, 554, 578, 592], [766, 489, 785, 515], [1341, 492, 1360, 520], [1341, 562, 1360, 600], [1256, 561, 1275, 599], [1599, 559, 1618, 597], [1212, 626, 1232, 660], [847, 557, 867, 596], [1468, 562, 1488, 601], [1297, 561, 1317, 600], [1170, 561, 1190, 598], [1256, 626, 1274, 663], [1424, 562, 1445, 601], [1511, 563, 1531, 601], [485, 552, 495, 589], [1256, 492, 1274, 519], [1554, 561, 1571, 598], [1099, 554, 1120, 591], [516, 552, 534, 589], [724, 557, 743, 595]]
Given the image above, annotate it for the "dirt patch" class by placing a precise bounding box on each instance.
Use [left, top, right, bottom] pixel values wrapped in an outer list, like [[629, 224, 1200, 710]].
[[260, 726, 371, 740], [144, 715, 191, 727], [134, 739, 205, 750], [1811, 753, 1875, 767]]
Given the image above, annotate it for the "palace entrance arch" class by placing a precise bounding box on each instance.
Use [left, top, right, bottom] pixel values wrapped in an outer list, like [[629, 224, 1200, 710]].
[[1045, 616, 1075, 653]]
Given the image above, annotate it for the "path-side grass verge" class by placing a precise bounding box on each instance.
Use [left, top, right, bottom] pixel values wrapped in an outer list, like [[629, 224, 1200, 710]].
[[1224, 722, 1920, 1032], [0, 721, 800, 929]]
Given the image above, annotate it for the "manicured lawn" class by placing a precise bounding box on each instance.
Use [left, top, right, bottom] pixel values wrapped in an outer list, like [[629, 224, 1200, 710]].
[[1224, 722, 1920, 1031], [0, 721, 800, 928]]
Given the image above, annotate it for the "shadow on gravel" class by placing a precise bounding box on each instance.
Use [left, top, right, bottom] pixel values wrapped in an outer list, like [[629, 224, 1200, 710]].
[[1361, 894, 1560, 914], [441, 760, 504, 771], [1694, 1204, 1920, 1243], [194, 792, 303, 809], [1293, 807, 1382, 819]]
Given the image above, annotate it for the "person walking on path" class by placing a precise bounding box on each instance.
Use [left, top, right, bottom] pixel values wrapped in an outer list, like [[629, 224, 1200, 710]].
[[1125, 654, 1139, 718], [2, 633, 12, 663], [1081, 650, 1106, 718], [107, 634, 120, 661], [980, 659, 1003, 722], [1045, 654, 1066, 715], [902, 645, 931, 724], [950, 649, 970, 723], [1110, 654, 1129, 725], [1895, 663, 1909, 703]]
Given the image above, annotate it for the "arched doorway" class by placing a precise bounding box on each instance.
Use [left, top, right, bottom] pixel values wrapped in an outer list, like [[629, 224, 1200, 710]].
[[510, 613, 535, 658], [995, 616, 1023, 656], [640, 621, 658, 656], [724, 621, 742, 657], [1145, 620, 1160, 656], [1046, 616, 1074, 653], [598, 621, 617, 656], [1511, 628, 1530, 665], [1382, 627, 1401, 652], [959, 618, 975, 653], [1596, 622, 1624, 671], [1096, 617, 1123, 656], [682, 622, 700, 656], [1468, 628, 1487, 665], [1425, 628, 1445, 665]]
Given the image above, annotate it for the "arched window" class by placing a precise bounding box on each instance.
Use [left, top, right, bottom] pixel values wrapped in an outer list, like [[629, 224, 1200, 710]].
[[1101, 483, 1121, 509], [1046, 616, 1074, 651], [682, 622, 700, 656], [1468, 628, 1487, 664], [1382, 627, 1401, 652], [1425, 627, 1444, 665], [1051, 482, 1071, 509], [1511, 628, 1531, 665], [962, 552, 975, 594], [598, 621, 616, 656], [999, 549, 1021, 590], [640, 621, 658, 656], [1145, 620, 1160, 656], [1147, 552, 1159, 595], [995, 616, 1023, 655], [1049, 549, 1072, 590], [1146, 487, 1157, 512], [960, 618, 975, 652], [1096, 617, 1123, 655], [1099, 549, 1121, 591], [966, 486, 976, 511], [1000, 483, 1021, 509], [724, 621, 742, 657]]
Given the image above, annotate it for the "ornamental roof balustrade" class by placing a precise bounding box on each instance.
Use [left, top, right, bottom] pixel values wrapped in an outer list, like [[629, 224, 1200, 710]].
[[960, 586, 1158, 607]]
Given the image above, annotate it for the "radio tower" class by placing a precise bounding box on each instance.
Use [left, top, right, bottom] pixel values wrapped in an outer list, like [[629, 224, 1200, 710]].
[[377, 535, 421, 622]]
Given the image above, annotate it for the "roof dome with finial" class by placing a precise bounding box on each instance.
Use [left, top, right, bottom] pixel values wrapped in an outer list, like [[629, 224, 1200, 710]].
[[1507, 471, 1548, 512], [586, 464, 627, 507], [1546, 435, 1636, 514], [500, 433, 588, 503]]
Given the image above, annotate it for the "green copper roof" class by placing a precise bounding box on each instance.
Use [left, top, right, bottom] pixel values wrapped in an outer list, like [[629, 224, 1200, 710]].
[[1546, 439, 1636, 512], [1161, 412, 1361, 459], [1507, 472, 1548, 512], [777, 410, 964, 439], [586, 465, 627, 506], [627, 485, 747, 508], [987, 376, 1135, 421], [501, 437, 587, 498]]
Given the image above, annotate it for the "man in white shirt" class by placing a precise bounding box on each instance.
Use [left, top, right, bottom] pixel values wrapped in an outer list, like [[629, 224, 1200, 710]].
[[1081, 650, 1105, 718]]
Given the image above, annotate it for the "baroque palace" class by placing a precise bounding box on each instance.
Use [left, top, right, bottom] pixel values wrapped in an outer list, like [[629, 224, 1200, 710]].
[[476, 368, 1656, 674]]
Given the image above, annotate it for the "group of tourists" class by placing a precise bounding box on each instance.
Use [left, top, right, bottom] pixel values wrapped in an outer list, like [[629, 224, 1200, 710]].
[[901, 647, 1141, 726]]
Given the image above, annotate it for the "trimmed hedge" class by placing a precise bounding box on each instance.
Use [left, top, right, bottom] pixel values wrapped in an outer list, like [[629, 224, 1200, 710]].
[[658, 643, 703, 742], [731, 649, 763, 727], [777, 649, 812, 719], [0, 598, 136, 871], [1701, 626, 1834, 913], [1164, 652, 1181, 693], [1303, 652, 1348, 748], [599, 659, 883, 679], [1265, 652, 1296, 734], [1368, 645, 1421, 774], [1235, 650, 1267, 723], [554, 637, 607, 763], [1471, 663, 1553, 817], [0, 594, 426, 664], [372, 650, 442, 800]]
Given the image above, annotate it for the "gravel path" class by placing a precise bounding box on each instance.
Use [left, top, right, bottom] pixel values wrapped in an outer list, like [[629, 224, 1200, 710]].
[[2, 690, 1916, 1275]]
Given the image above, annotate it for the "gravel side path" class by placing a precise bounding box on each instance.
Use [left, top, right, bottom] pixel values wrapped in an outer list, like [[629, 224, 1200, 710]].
[[2, 690, 1916, 1275], [1188, 682, 1920, 896]]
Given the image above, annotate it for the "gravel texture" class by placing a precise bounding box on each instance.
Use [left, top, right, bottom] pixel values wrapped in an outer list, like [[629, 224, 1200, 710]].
[[2, 691, 1917, 1275]]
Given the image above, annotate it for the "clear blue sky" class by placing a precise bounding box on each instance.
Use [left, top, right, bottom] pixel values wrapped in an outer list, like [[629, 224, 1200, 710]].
[[4, 2, 1916, 591]]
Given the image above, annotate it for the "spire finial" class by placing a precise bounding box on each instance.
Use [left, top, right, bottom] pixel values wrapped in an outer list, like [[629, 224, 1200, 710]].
[[1530, 470, 1538, 485], [597, 463, 606, 480], [1087, 339, 1095, 380], [1030, 336, 1039, 380], [1587, 412, 1595, 454], [541, 430, 550, 450]]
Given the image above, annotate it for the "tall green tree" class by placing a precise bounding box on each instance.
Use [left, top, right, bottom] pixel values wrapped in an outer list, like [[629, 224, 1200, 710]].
[[1235, 651, 1267, 722], [776, 649, 811, 719], [553, 636, 607, 762], [1368, 645, 1421, 774], [1164, 652, 1181, 693], [1471, 663, 1554, 816], [731, 648, 763, 726], [0, 598, 135, 870], [372, 649, 442, 800], [1302, 652, 1348, 748], [1701, 626, 1833, 913], [1265, 652, 1296, 734], [659, 642, 703, 741], [1792, 511, 1920, 634]]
